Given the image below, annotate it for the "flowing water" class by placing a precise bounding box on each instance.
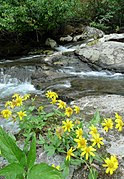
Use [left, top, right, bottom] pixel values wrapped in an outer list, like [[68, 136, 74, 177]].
[[0, 51, 124, 99]]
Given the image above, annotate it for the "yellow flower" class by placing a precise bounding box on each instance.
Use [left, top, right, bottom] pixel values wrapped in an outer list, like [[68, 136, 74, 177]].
[[74, 105, 80, 114], [45, 90, 53, 98], [115, 112, 122, 120], [10, 99, 17, 109], [56, 126, 64, 139], [15, 96, 23, 107], [12, 93, 20, 98], [115, 113, 124, 131], [62, 119, 74, 132], [65, 107, 73, 117], [22, 94, 31, 101], [75, 128, 83, 138], [89, 125, 98, 136], [66, 147, 75, 161], [50, 97, 57, 104], [102, 118, 113, 132], [52, 164, 60, 170], [57, 100, 66, 109], [74, 137, 87, 149], [115, 119, 124, 131], [103, 155, 119, 175], [17, 111, 27, 120], [91, 133, 104, 148], [38, 106, 44, 112], [5, 101, 12, 108], [46, 91, 58, 99], [1, 109, 12, 119], [81, 145, 96, 160]]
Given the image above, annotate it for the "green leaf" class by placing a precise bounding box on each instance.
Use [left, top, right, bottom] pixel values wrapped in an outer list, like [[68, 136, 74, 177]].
[[0, 126, 26, 166], [89, 110, 101, 126], [46, 112, 55, 118], [44, 145, 55, 156], [62, 165, 69, 179], [94, 153, 103, 163], [88, 167, 98, 179], [27, 135, 36, 170], [27, 163, 63, 179], [37, 134, 45, 145], [70, 159, 83, 166], [0, 163, 24, 178], [29, 106, 35, 112]]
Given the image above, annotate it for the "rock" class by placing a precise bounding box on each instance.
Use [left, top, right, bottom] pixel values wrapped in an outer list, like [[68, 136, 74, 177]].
[[73, 26, 105, 42], [31, 52, 92, 92], [75, 41, 124, 72], [71, 94, 124, 118], [0, 118, 20, 135], [59, 26, 105, 43], [60, 35, 73, 42], [83, 26, 105, 39], [45, 38, 57, 48], [99, 33, 124, 43]]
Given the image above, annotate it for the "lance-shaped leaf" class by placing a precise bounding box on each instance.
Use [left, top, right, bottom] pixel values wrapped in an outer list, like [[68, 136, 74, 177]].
[[0, 126, 26, 166], [27, 134, 36, 169]]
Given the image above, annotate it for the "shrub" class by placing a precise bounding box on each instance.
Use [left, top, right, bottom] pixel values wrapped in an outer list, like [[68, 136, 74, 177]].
[[0, 0, 80, 32]]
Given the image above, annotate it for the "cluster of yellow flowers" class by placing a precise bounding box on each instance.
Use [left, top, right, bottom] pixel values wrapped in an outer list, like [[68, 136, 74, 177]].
[[45, 91, 124, 176], [0, 91, 123, 177], [102, 113, 124, 132], [46, 90, 80, 117], [0, 93, 30, 120]]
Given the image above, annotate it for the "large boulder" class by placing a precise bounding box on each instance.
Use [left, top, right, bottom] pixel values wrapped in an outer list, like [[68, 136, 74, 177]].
[[75, 41, 124, 72]]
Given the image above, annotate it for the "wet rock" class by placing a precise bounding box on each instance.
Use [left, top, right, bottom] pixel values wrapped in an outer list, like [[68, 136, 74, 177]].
[[31, 52, 92, 92], [99, 33, 124, 43]]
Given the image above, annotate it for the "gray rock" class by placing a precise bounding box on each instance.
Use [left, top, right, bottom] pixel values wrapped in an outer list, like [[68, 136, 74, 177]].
[[71, 94, 124, 118], [99, 33, 124, 43], [60, 35, 73, 42], [76, 41, 124, 72], [45, 38, 57, 48]]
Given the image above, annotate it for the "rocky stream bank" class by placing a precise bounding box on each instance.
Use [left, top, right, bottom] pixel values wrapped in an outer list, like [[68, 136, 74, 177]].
[[0, 25, 124, 178]]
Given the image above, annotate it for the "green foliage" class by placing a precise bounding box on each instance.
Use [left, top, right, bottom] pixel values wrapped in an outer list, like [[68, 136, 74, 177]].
[[88, 168, 98, 179], [73, 0, 123, 33], [0, 125, 27, 166], [0, 0, 80, 32], [0, 126, 63, 179], [79, 0, 124, 32]]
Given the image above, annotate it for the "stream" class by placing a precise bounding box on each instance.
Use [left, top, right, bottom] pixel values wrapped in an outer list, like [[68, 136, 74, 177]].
[[0, 51, 124, 100]]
